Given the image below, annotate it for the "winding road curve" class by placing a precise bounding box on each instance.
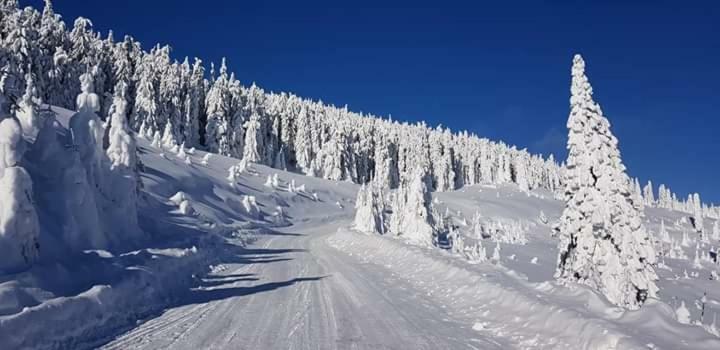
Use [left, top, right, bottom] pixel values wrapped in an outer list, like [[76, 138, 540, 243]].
[[101, 221, 500, 350]]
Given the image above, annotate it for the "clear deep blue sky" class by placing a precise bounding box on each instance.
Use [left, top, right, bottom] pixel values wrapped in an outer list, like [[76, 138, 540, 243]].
[[26, 0, 720, 203]]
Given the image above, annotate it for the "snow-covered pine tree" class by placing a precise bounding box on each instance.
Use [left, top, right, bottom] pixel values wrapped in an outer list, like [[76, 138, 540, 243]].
[[293, 104, 314, 174], [131, 54, 159, 132], [390, 166, 435, 246], [657, 184, 669, 209], [660, 219, 671, 244], [243, 112, 262, 163], [38, 0, 67, 104], [204, 58, 231, 153], [104, 80, 140, 240], [554, 54, 658, 310], [241, 83, 268, 164], [107, 81, 137, 169], [429, 127, 455, 191], [161, 119, 176, 149], [353, 183, 384, 234], [513, 153, 530, 192], [643, 181, 655, 206], [16, 69, 40, 140], [692, 193, 704, 234], [183, 57, 204, 147], [0, 80, 40, 271], [632, 177, 644, 211]]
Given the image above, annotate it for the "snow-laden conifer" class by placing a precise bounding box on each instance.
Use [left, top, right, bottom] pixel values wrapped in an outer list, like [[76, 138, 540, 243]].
[[353, 183, 384, 234], [0, 116, 40, 271], [553, 55, 658, 310]]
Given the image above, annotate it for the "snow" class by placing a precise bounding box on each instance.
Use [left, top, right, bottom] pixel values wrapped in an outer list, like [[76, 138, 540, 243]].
[[0, 104, 718, 348], [0, 118, 23, 169], [0, 167, 40, 272], [1, 2, 719, 347], [0, 110, 354, 349], [329, 224, 719, 349]]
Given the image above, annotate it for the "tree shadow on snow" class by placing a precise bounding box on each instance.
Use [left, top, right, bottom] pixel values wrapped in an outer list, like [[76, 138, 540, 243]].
[[197, 276, 260, 287], [185, 276, 327, 305]]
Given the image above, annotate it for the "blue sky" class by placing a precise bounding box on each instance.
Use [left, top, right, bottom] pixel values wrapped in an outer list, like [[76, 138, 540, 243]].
[[27, 0, 720, 203]]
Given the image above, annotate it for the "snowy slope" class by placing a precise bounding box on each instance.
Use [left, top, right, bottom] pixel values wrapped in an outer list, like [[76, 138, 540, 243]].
[[333, 185, 720, 349], [0, 105, 355, 349], [1, 107, 719, 349]]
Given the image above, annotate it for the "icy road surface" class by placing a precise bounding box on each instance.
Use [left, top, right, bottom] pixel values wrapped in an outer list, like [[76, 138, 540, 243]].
[[101, 221, 503, 350]]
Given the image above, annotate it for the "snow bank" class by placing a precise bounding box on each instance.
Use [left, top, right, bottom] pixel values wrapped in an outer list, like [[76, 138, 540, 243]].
[[0, 243, 215, 350], [328, 228, 720, 349]]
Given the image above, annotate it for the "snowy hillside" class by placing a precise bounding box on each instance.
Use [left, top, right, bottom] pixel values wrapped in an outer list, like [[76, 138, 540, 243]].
[[1, 104, 358, 349], [2, 113, 719, 349], [1, 1, 720, 349]]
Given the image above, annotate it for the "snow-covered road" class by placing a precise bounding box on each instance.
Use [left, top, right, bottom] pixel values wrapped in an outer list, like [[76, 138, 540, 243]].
[[101, 221, 502, 350]]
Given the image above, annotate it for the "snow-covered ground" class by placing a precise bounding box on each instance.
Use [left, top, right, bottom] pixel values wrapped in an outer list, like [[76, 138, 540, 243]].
[[0, 108, 720, 349], [1, 110, 720, 349], [2, 3, 718, 348]]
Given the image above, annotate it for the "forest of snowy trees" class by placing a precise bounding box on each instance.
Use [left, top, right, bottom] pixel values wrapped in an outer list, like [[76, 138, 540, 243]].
[[3, 0, 716, 220], [0, 0, 719, 272], [0, 0, 716, 216]]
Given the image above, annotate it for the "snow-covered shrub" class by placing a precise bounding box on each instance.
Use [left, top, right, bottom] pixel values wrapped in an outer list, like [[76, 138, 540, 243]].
[[681, 231, 691, 247], [660, 220, 671, 244], [272, 206, 290, 226], [169, 191, 189, 206], [468, 213, 529, 245], [169, 191, 195, 215], [177, 142, 187, 158], [538, 210, 548, 224], [161, 121, 177, 149], [676, 301, 691, 324], [151, 131, 162, 148], [465, 241, 487, 263], [227, 163, 244, 183], [178, 200, 195, 216], [448, 227, 464, 255], [264, 174, 280, 188], [485, 218, 529, 244], [241, 195, 262, 219], [491, 242, 501, 262], [201, 153, 211, 166], [471, 211, 485, 239]]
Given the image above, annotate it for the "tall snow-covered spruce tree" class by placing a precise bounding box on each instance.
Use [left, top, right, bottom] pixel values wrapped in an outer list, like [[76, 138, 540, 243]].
[[554, 54, 658, 310]]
